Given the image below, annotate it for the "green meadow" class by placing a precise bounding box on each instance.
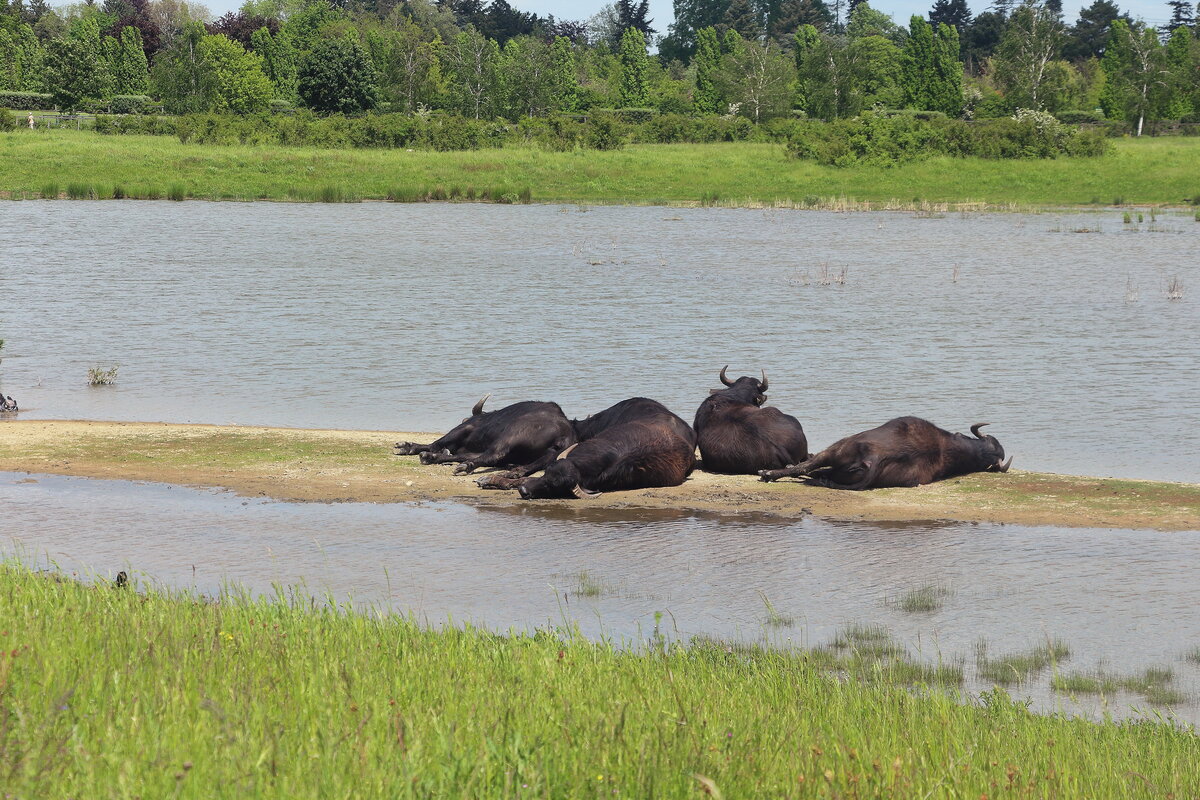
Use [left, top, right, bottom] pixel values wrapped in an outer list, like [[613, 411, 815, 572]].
[[2, 563, 1198, 798], [3, 128, 1199, 207]]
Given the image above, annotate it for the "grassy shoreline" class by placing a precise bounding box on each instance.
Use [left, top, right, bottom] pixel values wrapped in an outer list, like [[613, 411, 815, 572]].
[[2, 420, 1198, 530], [1, 562, 1198, 797], [4, 129, 1200, 208]]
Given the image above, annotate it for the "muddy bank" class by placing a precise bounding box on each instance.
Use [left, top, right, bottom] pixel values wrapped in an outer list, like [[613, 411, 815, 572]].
[[0, 420, 1197, 530]]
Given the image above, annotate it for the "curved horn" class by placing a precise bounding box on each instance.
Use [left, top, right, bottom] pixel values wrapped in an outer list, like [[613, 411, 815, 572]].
[[556, 443, 579, 460], [759, 369, 769, 392], [995, 456, 1013, 473], [572, 484, 602, 498], [719, 365, 734, 387], [472, 393, 492, 416], [970, 423, 990, 439]]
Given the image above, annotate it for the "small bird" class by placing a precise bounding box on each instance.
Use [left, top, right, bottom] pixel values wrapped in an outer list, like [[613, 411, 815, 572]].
[[0, 395, 17, 412], [115, 571, 128, 588]]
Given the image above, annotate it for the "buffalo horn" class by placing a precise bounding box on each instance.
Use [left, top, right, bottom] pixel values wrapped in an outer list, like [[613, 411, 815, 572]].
[[472, 393, 492, 416], [970, 423, 990, 439], [719, 365, 734, 387], [996, 456, 1013, 473], [759, 369, 769, 392], [572, 484, 602, 498], [556, 443, 579, 460]]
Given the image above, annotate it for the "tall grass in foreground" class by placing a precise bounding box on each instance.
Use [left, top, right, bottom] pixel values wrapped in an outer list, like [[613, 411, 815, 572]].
[[1, 563, 1198, 798]]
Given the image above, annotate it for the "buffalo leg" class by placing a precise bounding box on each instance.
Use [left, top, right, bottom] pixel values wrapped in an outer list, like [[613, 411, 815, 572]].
[[474, 442, 573, 489], [394, 442, 434, 456], [420, 448, 472, 465], [759, 461, 816, 482]]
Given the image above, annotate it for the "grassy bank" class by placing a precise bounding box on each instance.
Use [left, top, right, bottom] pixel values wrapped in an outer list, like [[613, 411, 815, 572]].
[[2, 563, 1198, 798], [1, 421, 1198, 529], [3, 128, 1200, 207]]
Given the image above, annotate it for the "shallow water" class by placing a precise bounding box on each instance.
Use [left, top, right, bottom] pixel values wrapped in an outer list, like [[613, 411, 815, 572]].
[[4, 472, 1199, 726], [1, 202, 1198, 481]]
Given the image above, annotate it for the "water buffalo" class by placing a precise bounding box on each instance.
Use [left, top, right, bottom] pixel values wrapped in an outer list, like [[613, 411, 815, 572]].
[[0, 395, 16, 412], [693, 366, 808, 474], [758, 416, 1012, 489], [516, 398, 696, 499], [394, 394, 575, 476]]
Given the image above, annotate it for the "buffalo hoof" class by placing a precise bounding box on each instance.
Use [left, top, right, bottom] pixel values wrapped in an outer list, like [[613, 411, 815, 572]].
[[418, 449, 450, 465], [475, 473, 522, 491], [758, 469, 780, 482], [454, 462, 477, 475], [393, 442, 422, 456]]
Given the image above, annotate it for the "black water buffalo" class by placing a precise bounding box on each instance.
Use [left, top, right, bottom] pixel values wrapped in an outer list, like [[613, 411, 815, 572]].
[[516, 399, 696, 499], [394, 394, 575, 476], [758, 416, 1012, 489], [693, 366, 808, 474], [0, 395, 16, 412]]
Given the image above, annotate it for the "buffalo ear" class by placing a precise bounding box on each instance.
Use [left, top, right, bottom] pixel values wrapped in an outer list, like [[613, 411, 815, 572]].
[[556, 443, 579, 461]]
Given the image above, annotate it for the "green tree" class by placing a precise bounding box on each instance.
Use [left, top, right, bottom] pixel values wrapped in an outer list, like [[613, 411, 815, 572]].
[[901, 15, 962, 115], [446, 27, 499, 118], [991, 1, 1064, 110], [366, 17, 438, 111], [721, 0, 762, 40], [198, 33, 272, 113], [692, 25, 722, 112], [549, 35, 579, 112], [298, 35, 378, 114], [1100, 19, 1168, 134], [0, 23, 43, 92], [846, 1, 905, 44], [1163, 26, 1196, 119], [45, 15, 112, 110], [152, 19, 207, 114], [251, 26, 298, 101], [1062, 0, 1125, 62], [617, 26, 649, 106], [500, 35, 555, 118], [716, 36, 795, 121], [111, 25, 149, 95]]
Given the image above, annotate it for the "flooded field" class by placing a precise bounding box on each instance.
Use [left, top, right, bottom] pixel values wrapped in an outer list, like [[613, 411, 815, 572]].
[[1, 201, 1197, 481], [5, 471, 1199, 725]]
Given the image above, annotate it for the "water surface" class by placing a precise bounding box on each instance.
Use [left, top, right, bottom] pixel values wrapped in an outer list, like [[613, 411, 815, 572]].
[[1, 202, 1197, 480], [5, 472, 1198, 726]]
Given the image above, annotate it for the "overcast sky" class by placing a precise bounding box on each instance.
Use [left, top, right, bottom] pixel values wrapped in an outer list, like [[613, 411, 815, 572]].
[[202, 0, 1178, 33]]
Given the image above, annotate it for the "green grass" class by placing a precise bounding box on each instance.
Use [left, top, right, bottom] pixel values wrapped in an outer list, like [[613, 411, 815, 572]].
[[1052, 666, 1188, 706], [890, 583, 952, 613], [3, 129, 1200, 207], [4, 563, 1198, 798], [976, 639, 1072, 685]]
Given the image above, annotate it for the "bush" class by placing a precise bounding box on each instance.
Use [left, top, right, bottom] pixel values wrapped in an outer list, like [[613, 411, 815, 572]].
[[0, 108, 15, 132], [786, 111, 1109, 166], [611, 107, 658, 123], [1056, 110, 1104, 125], [109, 95, 156, 115], [0, 91, 54, 110], [584, 112, 625, 150]]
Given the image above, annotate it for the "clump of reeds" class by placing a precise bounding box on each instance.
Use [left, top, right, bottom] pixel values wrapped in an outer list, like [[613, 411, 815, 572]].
[[1186, 646, 1200, 665], [572, 570, 606, 598], [1166, 276, 1183, 300], [1122, 211, 1132, 224], [318, 185, 343, 203], [112, 185, 126, 199], [1124, 276, 1138, 304], [167, 184, 186, 201], [87, 364, 119, 386], [699, 191, 721, 207], [66, 182, 96, 199], [952, 263, 961, 283], [1055, 666, 1187, 706], [40, 182, 59, 199], [830, 624, 904, 658], [758, 591, 795, 628], [816, 263, 847, 286], [1071, 225, 1101, 233], [890, 584, 952, 614], [975, 638, 1070, 685]]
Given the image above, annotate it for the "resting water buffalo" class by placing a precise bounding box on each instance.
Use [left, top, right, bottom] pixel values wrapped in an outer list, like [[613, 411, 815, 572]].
[[516, 398, 696, 499], [758, 416, 1012, 489], [0, 395, 16, 412], [394, 394, 575, 476], [693, 366, 808, 474]]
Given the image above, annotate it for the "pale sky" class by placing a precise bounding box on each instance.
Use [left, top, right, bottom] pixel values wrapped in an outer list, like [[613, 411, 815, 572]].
[[200, 0, 1178, 34]]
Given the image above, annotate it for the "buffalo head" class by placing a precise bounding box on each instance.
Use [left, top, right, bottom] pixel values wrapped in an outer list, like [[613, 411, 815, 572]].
[[715, 365, 768, 405], [970, 423, 1013, 472]]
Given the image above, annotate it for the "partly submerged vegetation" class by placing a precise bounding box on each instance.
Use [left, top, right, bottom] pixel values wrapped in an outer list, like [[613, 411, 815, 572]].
[[3, 129, 1199, 208], [2, 562, 1199, 798]]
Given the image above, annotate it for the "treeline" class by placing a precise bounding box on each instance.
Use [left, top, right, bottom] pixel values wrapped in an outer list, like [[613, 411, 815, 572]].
[[0, 0, 1198, 134]]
